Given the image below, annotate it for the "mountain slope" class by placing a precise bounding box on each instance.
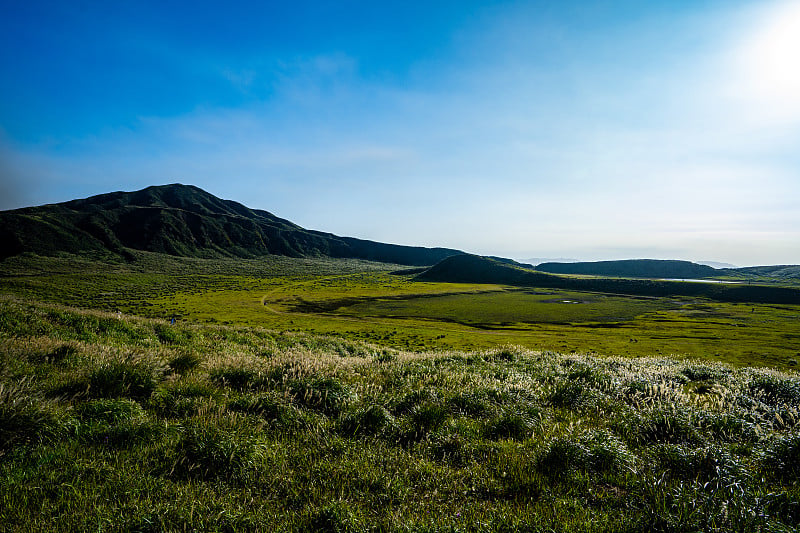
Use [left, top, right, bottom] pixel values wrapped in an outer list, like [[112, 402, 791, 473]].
[[0, 184, 463, 265]]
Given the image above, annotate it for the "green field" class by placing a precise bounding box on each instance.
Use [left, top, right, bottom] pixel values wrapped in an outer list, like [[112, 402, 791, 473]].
[[2, 253, 799, 370], [2, 253, 800, 532]]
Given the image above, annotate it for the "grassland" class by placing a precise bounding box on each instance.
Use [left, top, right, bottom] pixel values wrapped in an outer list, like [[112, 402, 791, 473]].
[[1, 297, 800, 531], [2, 253, 800, 531], [2, 253, 799, 370]]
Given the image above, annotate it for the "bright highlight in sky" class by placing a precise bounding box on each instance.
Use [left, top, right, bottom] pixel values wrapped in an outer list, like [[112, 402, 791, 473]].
[[1, 1, 799, 266], [735, 1, 800, 122]]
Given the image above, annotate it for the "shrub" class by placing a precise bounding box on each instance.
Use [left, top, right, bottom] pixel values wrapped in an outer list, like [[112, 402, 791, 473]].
[[748, 374, 800, 407], [169, 423, 261, 483], [31, 344, 78, 365], [580, 430, 637, 475], [208, 367, 261, 391], [701, 412, 761, 443], [429, 420, 482, 466], [228, 392, 306, 428], [621, 406, 702, 446], [75, 398, 144, 424], [288, 376, 354, 416], [759, 431, 800, 482], [391, 389, 434, 416], [567, 362, 611, 386], [148, 382, 216, 418], [75, 398, 163, 448], [306, 502, 359, 533], [153, 323, 185, 345], [339, 404, 396, 437], [447, 392, 494, 417], [484, 410, 537, 441], [537, 430, 635, 478], [0, 381, 63, 450], [536, 437, 586, 479], [682, 365, 726, 382], [52, 356, 159, 400], [408, 402, 449, 435], [648, 444, 739, 482], [549, 380, 595, 410], [167, 352, 202, 374]]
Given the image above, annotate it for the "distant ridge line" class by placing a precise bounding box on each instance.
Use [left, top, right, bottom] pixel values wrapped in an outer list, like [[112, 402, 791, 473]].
[[0, 183, 464, 265]]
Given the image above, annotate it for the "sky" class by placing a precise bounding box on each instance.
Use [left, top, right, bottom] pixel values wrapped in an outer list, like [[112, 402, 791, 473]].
[[1, 0, 799, 267]]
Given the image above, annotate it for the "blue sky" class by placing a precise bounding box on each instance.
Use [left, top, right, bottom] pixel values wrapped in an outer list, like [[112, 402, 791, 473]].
[[2, 0, 799, 266]]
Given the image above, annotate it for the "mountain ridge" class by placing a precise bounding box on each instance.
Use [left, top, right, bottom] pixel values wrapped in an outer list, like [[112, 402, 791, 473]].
[[0, 184, 463, 265]]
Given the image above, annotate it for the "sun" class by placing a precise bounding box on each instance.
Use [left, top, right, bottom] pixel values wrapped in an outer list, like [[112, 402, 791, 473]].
[[736, 1, 800, 120]]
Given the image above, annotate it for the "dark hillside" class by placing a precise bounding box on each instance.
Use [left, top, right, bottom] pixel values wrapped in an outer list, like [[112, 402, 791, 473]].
[[419, 255, 800, 304], [0, 184, 462, 265], [729, 265, 800, 281], [417, 254, 558, 285], [536, 259, 718, 279]]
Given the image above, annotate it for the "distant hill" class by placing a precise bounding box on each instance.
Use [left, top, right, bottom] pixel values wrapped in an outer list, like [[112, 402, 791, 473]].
[[417, 254, 557, 285], [0, 184, 463, 265], [730, 265, 800, 281], [536, 259, 719, 279], [419, 255, 800, 304]]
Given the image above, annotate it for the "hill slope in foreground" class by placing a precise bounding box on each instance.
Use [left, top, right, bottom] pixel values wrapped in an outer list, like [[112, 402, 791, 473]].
[[0, 184, 462, 265], [2, 298, 800, 531]]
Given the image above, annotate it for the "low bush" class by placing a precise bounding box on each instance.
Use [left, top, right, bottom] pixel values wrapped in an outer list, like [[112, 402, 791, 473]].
[[339, 404, 396, 437], [288, 376, 354, 416], [52, 356, 159, 400], [700, 412, 761, 443], [208, 366, 262, 391], [167, 352, 202, 374], [75, 398, 144, 423], [148, 382, 216, 418], [648, 443, 740, 482], [748, 374, 800, 407], [537, 430, 635, 478], [619, 406, 703, 446], [168, 423, 261, 483], [484, 410, 537, 441], [228, 392, 307, 428], [0, 381, 64, 450], [31, 344, 78, 365], [759, 430, 800, 482], [548, 380, 596, 410]]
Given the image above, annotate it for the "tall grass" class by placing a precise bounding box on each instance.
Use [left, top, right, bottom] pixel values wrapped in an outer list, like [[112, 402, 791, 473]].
[[2, 300, 800, 531]]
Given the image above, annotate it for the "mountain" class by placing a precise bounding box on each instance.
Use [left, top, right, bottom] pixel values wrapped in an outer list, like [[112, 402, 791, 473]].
[[536, 259, 719, 279], [418, 255, 800, 304], [0, 184, 463, 265]]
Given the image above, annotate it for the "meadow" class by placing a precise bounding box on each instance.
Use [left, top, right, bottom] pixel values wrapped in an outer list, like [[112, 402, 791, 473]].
[[1, 253, 800, 531], [2, 253, 799, 370]]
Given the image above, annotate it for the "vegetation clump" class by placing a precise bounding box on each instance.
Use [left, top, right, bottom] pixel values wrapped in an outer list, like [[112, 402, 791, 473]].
[[2, 296, 800, 531]]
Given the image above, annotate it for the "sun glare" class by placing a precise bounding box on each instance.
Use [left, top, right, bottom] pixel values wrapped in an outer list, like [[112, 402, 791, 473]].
[[736, 1, 800, 121]]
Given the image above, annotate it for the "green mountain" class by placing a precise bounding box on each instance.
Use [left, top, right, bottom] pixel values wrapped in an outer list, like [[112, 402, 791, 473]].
[[419, 254, 800, 304], [0, 184, 462, 265], [536, 259, 719, 279]]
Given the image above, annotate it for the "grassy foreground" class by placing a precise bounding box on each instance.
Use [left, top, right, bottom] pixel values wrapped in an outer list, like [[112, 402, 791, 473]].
[[2, 297, 800, 532]]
